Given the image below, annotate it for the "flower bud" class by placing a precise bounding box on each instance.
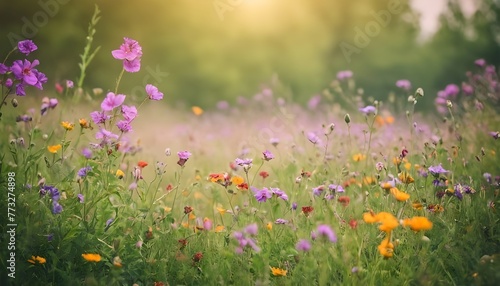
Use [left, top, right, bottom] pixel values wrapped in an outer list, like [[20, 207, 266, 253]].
[[11, 98, 18, 107], [165, 148, 171, 156], [416, 88, 424, 97], [344, 113, 351, 124], [446, 100, 453, 108]]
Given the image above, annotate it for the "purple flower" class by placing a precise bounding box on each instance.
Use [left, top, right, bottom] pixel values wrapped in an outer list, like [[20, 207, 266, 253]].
[[52, 202, 63, 214], [262, 150, 274, 161], [216, 100, 229, 110], [489, 131, 499, 140], [18, 39, 38, 55], [270, 188, 288, 201], [296, 239, 311, 252], [0, 63, 10, 74], [337, 70, 353, 81], [177, 150, 192, 166], [275, 218, 288, 224], [4, 78, 13, 88], [112, 37, 143, 73], [235, 158, 253, 166], [396, 79, 411, 90], [77, 166, 92, 178], [11, 59, 39, 86], [307, 132, 320, 144], [49, 98, 58, 108], [244, 223, 258, 235], [41, 185, 60, 202], [121, 105, 137, 121], [484, 173, 492, 184], [116, 120, 133, 133], [428, 164, 449, 176], [308, 94, 321, 110], [328, 184, 344, 193], [253, 187, 272, 203], [47, 233, 54, 242], [66, 80, 74, 88], [475, 58, 486, 67], [461, 82, 474, 95], [316, 224, 337, 243], [270, 138, 280, 146], [90, 110, 109, 125], [105, 218, 114, 228], [82, 148, 92, 159], [444, 84, 460, 98], [359, 105, 376, 115], [292, 202, 298, 210], [77, 194, 84, 203], [101, 92, 126, 111], [312, 185, 324, 196], [16, 114, 32, 122], [145, 84, 164, 100], [96, 128, 119, 144]]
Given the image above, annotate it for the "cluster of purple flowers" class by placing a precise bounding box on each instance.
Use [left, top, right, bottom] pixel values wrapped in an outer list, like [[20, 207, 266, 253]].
[[40, 185, 63, 214], [233, 223, 260, 254], [0, 40, 47, 96], [251, 187, 288, 202]]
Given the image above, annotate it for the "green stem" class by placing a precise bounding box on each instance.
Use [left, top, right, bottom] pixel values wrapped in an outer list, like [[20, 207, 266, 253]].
[[114, 68, 125, 94]]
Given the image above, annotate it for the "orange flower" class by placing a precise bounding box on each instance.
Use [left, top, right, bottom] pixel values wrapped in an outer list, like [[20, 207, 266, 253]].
[[363, 211, 399, 232], [230, 176, 244, 186], [209, 173, 224, 183], [28, 255, 46, 264], [192, 106, 203, 116], [79, 118, 90, 129], [270, 267, 287, 276], [215, 225, 225, 232], [138, 161, 148, 168], [390, 187, 410, 202], [363, 211, 378, 223], [82, 253, 101, 262], [338, 196, 350, 207], [377, 237, 394, 258], [61, 121, 74, 131], [412, 202, 424, 210], [266, 222, 273, 230], [47, 144, 62, 154], [353, 153, 366, 162], [402, 217, 433, 231]]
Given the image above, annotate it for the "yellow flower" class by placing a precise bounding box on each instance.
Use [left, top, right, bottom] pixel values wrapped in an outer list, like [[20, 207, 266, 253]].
[[215, 225, 225, 232], [412, 202, 424, 210], [402, 217, 433, 231], [61, 121, 74, 131], [82, 253, 101, 262], [390, 187, 410, 202], [362, 176, 376, 185], [79, 118, 91, 129], [398, 172, 414, 184], [116, 169, 125, 179], [377, 237, 394, 258], [404, 162, 412, 170], [352, 153, 366, 162], [266, 222, 273, 231], [270, 267, 287, 276], [192, 106, 203, 116], [216, 207, 227, 215], [47, 144, 62, 154], [28, 255, 46, 264], [188, 213, 196, 220]]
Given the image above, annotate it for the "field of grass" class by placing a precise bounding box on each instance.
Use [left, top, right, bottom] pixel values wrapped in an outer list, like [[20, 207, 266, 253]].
[[1, 25, 500, 286]]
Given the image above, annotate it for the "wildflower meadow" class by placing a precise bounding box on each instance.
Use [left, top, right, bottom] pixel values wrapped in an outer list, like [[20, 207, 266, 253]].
[[1, 4, 500, 286]]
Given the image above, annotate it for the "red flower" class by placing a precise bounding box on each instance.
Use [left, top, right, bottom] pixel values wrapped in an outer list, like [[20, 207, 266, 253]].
[[302, 206, 314, 217], [349, 219, 358, 229], [192, 252, 203, 262], [237, 182, 249, 190], [166, 184, 173, 191], [138, 161, 148, 168], [259, 171, 269, 179], [338, 196, 350, 207], [178, 238, 188, 249]]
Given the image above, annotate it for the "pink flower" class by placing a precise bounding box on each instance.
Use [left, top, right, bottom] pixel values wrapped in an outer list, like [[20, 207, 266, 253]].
[[121, 105, 137, 121], [101, 92, 126, 111], [145, 84, 164, 100], [18, 39, 38, 55], [111, 37, 143, 73]]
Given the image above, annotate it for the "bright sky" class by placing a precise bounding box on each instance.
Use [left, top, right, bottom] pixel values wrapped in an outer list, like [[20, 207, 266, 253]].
[[410, 0, 478, 40]]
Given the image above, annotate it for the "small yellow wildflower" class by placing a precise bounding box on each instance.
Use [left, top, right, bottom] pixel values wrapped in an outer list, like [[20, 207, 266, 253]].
[[216, 207, 227, 215], [47, 144, 62, 154], [215, 225, 225, 232], [116, 169, 125, 179], [192, 106, 203, 116], [352, 153, 366, 162], [270, 267, 287, 276], [61, 121, 74, 131], [398, 172, 414, 184], [266, 222, 273, 231], [82, 253, 101, 262], [231, 176, 244, 186], [28, 255, 46, 264]]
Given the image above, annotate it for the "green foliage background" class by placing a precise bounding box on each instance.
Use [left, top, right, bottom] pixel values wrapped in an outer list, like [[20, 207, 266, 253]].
[[1, 0, 499, 109]]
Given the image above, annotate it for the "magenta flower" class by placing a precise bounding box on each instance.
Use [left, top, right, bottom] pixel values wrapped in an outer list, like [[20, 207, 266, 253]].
[[145, 84, 164, 100], [296, 239, 311, 252], [244, 223, 258, 235], [112, 37, 143, 73], [177, 150, 192, 166], [18, 39, 38, 55], [316, 224, 337, 243], [307, 132, 320, 144], [270, 188, 288, 201], [489, 131, 499, 140], [275, 218, 288, 224], [116, 120, 132, 133], [0, 63, 9, 74], [82, 148, 92, 159], [359, 105, 376, 115], [235, 158, 253, 166], [396, 79, 411, 91], [121, 105, 137, 122], [90, 111, 109, 125], [337, 70, 353, 81], [444, 84, 460, 98], [77, 194, 84, 203], [308, 94, 321, 110], [474, 58, 486, 67], [328, 184, 344, 193], [11, 59, 39, 86], [96, 128, 119, 145], [101, 92, 126, 111], [262, 150, 274, 161], [312, 185, 324, 196]]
